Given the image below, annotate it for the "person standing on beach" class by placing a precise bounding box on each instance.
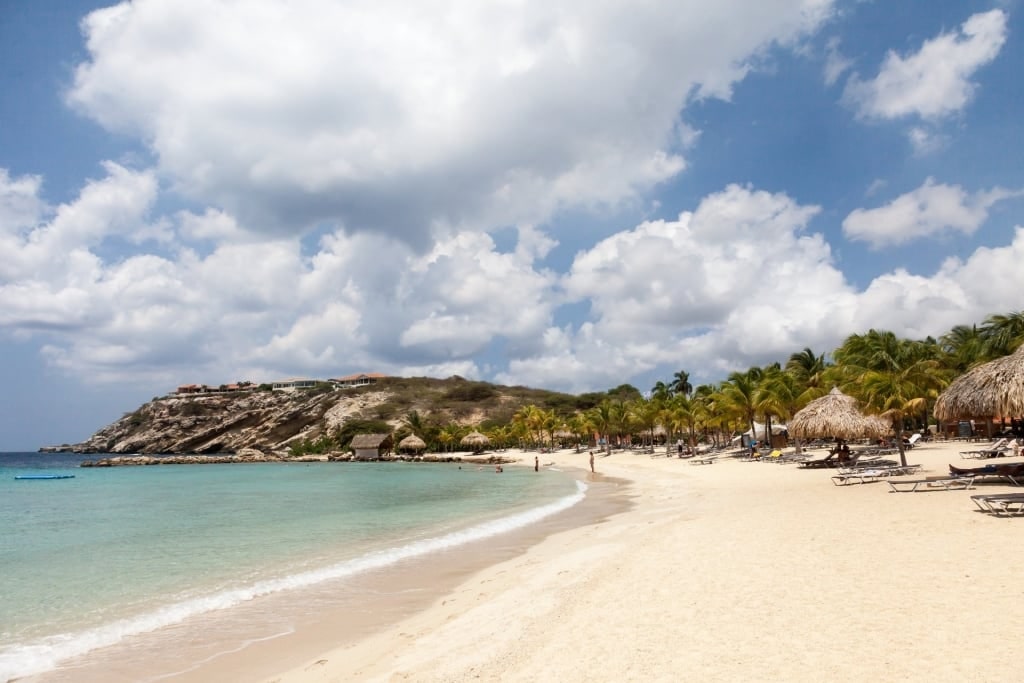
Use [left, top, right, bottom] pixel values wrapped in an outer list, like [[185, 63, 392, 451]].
[[534, 455, 539, 472], [589, 451, 595, 473]]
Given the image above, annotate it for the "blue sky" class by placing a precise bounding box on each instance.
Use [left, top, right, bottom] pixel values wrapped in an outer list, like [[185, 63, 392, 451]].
[[2, 0, 1024, 450]]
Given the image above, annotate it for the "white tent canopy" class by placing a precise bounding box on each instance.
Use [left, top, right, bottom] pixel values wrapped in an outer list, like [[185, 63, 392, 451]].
[[731, 421, 788, 444]]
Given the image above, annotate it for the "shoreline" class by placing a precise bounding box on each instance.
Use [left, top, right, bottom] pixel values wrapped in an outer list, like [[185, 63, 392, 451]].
[[264, 442, 1023, 682], [23, 459, 626, 683]]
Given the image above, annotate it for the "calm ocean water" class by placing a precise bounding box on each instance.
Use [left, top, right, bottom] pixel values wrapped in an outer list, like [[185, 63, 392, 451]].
[[0, 452, 584, 681]]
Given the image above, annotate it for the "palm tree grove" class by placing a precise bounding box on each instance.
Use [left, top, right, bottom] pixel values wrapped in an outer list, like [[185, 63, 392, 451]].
[[296, 311, 1024, 457]]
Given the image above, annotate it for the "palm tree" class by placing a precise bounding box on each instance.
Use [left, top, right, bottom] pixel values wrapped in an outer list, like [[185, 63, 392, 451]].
[[437, 424, 461, 453], [567, 413, 593, 451], [651, 381, 673, 401], [609, 401, 633, 449], [832, 330, 946, 466], [786, 348, 829, 400], [539, 408, 561, 450], [513, 405, 545, 448], [720, 368, 761, 442], [980, 311, 1024, 358], [402, 410, 428, 437], [669, 393, 701, 451], [587, 401, 616, 454], [754, 365, 793, 446], [630, 397, 661, 451], [939, 324, 987, 373], [671, 370, 693, 398]]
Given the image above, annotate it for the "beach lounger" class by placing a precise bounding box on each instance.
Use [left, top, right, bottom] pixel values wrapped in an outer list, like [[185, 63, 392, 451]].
[[690, 456, 718, 465], [948, 462, 1024, 486], [887, 476, 975, 492], [836, 463, 919, 477], [959, 438, 1010, 459], [797, 455, 835, 469], [970, 493, 1024, 516], [831, 469, 887, 486]]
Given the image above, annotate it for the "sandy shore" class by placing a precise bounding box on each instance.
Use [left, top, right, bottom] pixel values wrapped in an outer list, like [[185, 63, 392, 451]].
[[263, 440, 1023, 682]]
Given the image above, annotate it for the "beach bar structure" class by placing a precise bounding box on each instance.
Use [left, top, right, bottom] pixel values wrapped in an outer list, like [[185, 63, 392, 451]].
[[350, 433, 394, 460]]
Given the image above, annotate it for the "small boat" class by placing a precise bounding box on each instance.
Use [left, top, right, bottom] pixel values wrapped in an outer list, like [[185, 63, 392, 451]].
[[13, 474, 76, 480]]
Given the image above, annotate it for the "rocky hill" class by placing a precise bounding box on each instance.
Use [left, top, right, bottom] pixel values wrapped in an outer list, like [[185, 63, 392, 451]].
[[69, 376, 592, 455]]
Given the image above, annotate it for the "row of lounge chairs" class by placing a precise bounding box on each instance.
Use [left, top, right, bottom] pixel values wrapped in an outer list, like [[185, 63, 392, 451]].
[[959, 437, 1013, 459]]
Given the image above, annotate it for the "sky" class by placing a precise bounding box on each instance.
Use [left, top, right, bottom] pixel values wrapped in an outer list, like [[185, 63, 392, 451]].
[[2, 0, 1024, 450]]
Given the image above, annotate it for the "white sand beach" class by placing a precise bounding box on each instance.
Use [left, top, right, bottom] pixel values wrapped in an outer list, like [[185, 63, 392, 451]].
[[257, 439, 1022, 683]]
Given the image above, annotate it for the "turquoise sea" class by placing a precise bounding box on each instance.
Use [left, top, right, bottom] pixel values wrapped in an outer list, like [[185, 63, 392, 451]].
[[0, 453, 585, 682]]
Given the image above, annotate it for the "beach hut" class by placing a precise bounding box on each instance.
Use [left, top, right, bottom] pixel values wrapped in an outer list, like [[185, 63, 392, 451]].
[[460, 430, 490, 453], [398, 434, 427, 454], [934, 344, 1024, 437], [349, 433, 393, 460]]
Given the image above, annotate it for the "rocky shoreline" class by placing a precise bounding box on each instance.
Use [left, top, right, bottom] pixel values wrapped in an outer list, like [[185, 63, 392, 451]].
[[79, 449, 516, 467]]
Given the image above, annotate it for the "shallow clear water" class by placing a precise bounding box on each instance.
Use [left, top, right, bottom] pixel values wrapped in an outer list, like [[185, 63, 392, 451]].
[[0, 453, 583, 681]]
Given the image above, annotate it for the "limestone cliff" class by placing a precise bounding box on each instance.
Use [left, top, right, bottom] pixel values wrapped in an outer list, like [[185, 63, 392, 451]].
[[69, 377, 587, 455], [73, 388, 390, 454]]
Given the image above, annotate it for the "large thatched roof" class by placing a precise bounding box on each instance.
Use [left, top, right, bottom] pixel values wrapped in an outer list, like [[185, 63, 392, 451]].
[[788, 387, 890, 439], [398, 434, 427, 452], [934, 344, 1024, 420], [350, 433, 392, 450]]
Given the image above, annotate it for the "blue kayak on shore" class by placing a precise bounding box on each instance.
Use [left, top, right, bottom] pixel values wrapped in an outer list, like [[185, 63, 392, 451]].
[[14, 474, 76, 480]]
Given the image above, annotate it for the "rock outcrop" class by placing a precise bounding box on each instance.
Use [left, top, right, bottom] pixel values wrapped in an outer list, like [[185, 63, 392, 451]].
[[73, 389, 390, 455], [64, 376, 582, 458]]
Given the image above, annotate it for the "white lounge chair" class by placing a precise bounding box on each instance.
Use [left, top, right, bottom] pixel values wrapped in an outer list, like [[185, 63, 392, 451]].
[[888, 476, 974, 492]]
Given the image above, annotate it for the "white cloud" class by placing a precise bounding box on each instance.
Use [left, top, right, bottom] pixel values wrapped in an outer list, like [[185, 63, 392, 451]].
[[0, 164, 563, 383], [823, 36, 852, 86], [849, 228, 1024, 337], [6, 165, 1024, 396], [0, 169, 49, 233], [66, 0, 837, 245], [907, 126, 949, 155], [501, 186, 857, 390], [0, 162, 158, 284], [842, 178, 1020, 248], [497, 189, 1024, 393], [844, 9, 1007, 120]]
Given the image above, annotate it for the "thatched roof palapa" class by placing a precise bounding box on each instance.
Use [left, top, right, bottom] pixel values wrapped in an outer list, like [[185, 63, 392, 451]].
[[788, 387, 890, 440], [934, 344, 1024, 421], [398, 434, 427, 452], [460, 430, 490, 452]]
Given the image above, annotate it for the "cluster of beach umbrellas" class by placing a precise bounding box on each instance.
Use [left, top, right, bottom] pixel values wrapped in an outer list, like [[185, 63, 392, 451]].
[[397, 431, 492, 454]]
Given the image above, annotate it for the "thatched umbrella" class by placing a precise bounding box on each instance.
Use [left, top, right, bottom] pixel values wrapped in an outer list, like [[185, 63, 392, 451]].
[[398, 434, 427, 454], [934, 344, 1024, 428], [789, 387, 890, 441], [460, 430, 490, 453]]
